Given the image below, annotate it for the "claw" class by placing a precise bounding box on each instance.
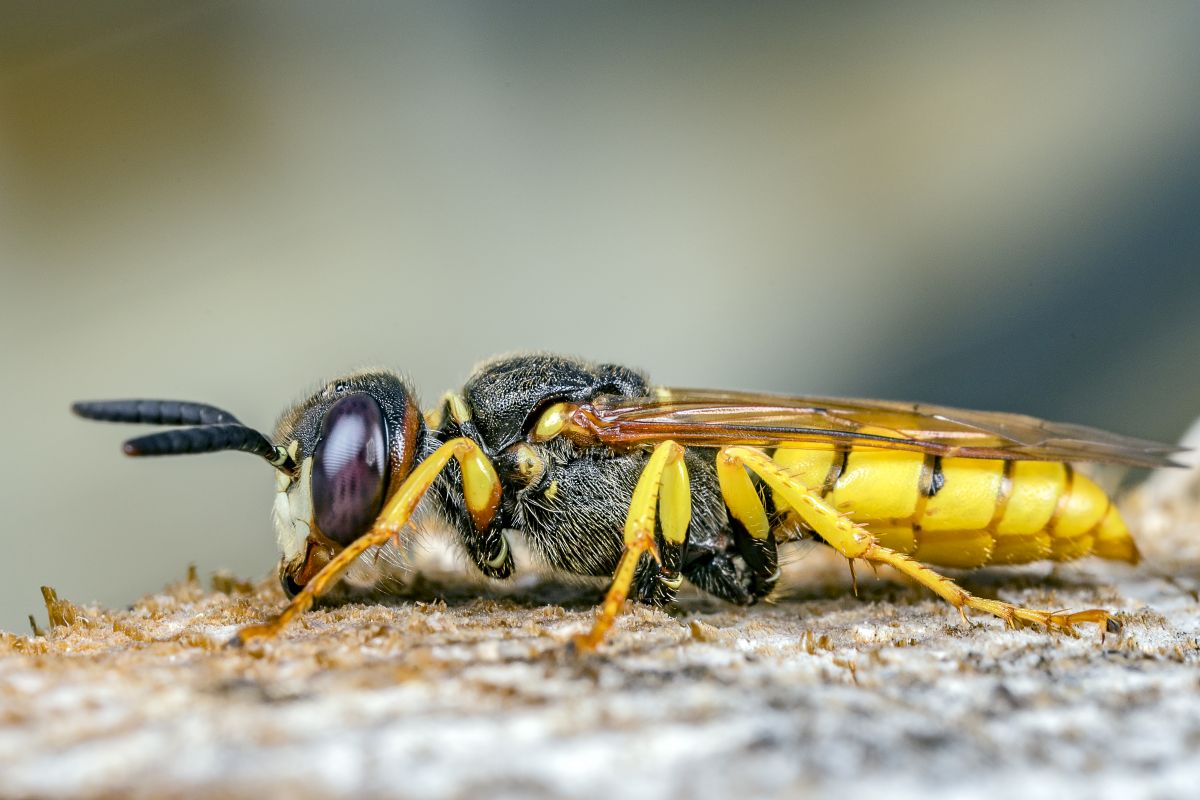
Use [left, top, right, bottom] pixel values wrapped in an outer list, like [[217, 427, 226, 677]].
[[570, 632, 598, 653], [233, 617, 286, 646]]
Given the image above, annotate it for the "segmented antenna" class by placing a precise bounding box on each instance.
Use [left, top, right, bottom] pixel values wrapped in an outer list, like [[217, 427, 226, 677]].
[[71, 399, 240, 426], [122, 424, 281, 461], [72, 398, 294, 471]]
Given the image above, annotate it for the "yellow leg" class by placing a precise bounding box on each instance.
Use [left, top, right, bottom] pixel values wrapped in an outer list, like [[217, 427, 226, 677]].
[[720, 446, 1112, 633], [236, 437, 501, 644], [574, 441, 691, 651]]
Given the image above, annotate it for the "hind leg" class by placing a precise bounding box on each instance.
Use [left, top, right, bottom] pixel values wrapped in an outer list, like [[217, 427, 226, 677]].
[[717, 446, 1113, 633]]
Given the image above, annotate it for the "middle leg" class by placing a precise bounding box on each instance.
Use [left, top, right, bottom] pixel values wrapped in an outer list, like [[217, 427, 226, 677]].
[[573, 440, 691, 651]]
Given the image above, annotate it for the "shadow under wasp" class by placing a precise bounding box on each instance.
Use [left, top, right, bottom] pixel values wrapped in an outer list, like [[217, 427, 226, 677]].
[[72, 353, 1182, 649]]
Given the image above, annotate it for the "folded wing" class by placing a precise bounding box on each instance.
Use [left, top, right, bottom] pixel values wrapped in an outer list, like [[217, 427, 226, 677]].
[[577, 388, 1182, 467]]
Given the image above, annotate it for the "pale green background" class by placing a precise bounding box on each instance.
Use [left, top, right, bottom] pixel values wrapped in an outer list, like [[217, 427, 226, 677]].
[[3, 3, 1199, 632]]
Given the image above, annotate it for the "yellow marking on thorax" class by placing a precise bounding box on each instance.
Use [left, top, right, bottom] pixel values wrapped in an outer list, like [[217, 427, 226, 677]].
[[531, 402, 594, 444], [447, 393, 472, 425]]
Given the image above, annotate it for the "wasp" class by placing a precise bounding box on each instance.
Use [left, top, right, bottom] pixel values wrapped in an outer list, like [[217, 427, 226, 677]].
[[72, 353, 1181, 648]]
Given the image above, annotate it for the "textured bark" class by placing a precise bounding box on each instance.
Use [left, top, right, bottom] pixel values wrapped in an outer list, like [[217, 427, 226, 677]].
[[2, 461, 1198, 800]]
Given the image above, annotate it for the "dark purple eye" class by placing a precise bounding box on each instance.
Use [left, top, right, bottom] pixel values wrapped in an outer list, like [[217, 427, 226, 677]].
[[312, 394, 389, 546]]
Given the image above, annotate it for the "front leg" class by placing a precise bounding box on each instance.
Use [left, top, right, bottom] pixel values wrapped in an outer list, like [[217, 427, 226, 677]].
[[236, 438, 502, 644], [433, 475, 515, 580]]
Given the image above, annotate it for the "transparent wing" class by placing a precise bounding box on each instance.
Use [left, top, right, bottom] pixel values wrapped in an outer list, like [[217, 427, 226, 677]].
[[574, 388, 1182, 467]]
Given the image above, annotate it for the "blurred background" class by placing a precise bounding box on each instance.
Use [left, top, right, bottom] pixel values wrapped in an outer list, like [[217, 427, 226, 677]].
[[2, 2, 1199, 632]]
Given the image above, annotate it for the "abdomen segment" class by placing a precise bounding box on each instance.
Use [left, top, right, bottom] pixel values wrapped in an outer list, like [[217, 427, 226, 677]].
[[771, 444, 1138, 568]]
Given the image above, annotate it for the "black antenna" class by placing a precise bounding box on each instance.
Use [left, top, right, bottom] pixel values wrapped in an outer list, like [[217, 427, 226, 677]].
[[71, 399, 241, 426], [72, 399, 294, 472]]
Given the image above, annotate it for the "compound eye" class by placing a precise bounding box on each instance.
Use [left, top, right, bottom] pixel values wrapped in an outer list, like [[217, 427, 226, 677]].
[[312, 394, 389, 546]]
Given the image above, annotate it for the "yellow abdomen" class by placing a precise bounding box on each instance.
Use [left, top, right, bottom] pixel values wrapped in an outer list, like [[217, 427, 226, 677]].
[[771, 443, 1138, 568]]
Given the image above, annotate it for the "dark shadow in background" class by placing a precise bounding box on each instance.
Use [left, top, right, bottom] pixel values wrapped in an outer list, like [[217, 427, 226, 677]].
[[864, 151, 1200, 443]]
